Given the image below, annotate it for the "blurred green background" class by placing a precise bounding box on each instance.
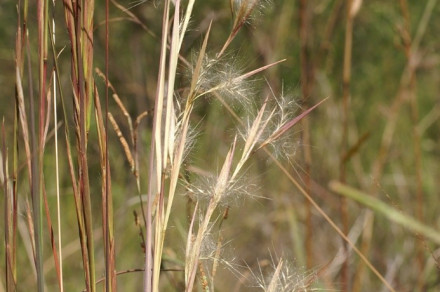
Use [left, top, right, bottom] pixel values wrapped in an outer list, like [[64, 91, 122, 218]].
[[0, 0, 439, 291]]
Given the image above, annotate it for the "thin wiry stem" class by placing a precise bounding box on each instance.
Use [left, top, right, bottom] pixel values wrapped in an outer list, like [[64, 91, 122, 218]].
[[51, 0, 64, 290], [339, 0, 356, 291], [104, 0, 116, 288], [3, 122, 16, 291], [299, 0, 315, 275], [398, 0, 424, 288], [36, 0, 49, 289]]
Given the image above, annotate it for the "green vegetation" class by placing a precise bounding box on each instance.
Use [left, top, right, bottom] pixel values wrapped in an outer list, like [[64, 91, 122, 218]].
[[0, 0, 439, 291]]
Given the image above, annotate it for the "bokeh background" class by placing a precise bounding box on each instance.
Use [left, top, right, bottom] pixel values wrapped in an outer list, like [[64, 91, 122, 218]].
[[0, 0, 439, 291]]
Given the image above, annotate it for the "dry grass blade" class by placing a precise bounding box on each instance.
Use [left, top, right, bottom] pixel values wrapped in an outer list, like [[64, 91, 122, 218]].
[[219, 0, 260, 57], [36, 0, 49, 289], [189, 21, 213, 99], [163, 0, 182, 168], [42, 185, 62, 290], [185, 202, 198, 284], [2, 123, 17, 291], [145, 1, 171, 290], [210, 233, 223, 291], [179, 0, 196, 49], [15, 68, 32, 183], [214, 137, 236, 203], [108, 113, 135, 171], [95, 68, 134, 142], [266, 259, 283, 292], [234, 59, 286, 82], [233, 100, 270, 179], [134, 111, 148, 184], [94, 86, 117, 291], [50, 1, 64, 287], [151, 10, 212, 292]]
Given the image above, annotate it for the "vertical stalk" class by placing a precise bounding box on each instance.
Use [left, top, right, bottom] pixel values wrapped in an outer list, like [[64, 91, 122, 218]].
[[398, 0, 424, 289], [36, 0, 49, 290], [339, 1, 353, 291], [3, 123, 15, 291], [12, 96, 18, 292], [76, 0, 96, 289], [59, 0, 93, 289], [52, 0, 64, 290], [144, 0, 170, 290], [299, 0, 315, 270], [104, 0, 116, 289]]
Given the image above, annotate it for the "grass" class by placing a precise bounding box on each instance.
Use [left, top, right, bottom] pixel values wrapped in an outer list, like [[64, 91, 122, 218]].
[[1, 0, 440, 291]]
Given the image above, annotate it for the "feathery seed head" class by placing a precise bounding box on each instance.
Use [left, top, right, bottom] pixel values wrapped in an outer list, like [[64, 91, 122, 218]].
[[185, 173, 257, 207], [238, 90, 301, 161], [250, 257, 318, 292], [264, 93, 302, 161], [173, 111, 199, 163], [231, 0, 271, 25], [190, 54, 256, 108]]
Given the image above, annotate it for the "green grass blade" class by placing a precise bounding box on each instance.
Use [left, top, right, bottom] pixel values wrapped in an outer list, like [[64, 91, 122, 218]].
[[329, 181, 440, 245]]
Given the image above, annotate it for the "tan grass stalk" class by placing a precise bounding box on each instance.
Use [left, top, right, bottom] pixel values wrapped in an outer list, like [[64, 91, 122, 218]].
[[209, 233, 223, 291], [148, 1, 199, 290], [15, 68, 32, 186], [145, 1, 171, 290], [12, 100, 18, 292], [2, 124, 16, 291], [339, 0, 359, 290], [51, 0, 64, 289], [108, 113, 135, 171], [266, 259, 283, 292], [104, 0, 116, 285], [94, 87, 116, 291], [36, 0, 50, 289]]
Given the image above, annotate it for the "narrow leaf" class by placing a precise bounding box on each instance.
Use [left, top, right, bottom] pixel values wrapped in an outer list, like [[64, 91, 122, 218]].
[[330, 181, 440, 245]]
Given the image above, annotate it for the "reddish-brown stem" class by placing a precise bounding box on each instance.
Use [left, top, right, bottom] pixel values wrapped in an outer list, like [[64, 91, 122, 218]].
[[339, 1, 354, 291]]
